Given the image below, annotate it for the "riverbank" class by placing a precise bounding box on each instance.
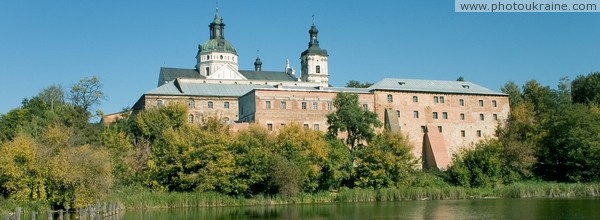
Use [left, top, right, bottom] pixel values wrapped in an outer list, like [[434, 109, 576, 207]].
[[2, 182, 599, 214], [109, 182, 600, 209]]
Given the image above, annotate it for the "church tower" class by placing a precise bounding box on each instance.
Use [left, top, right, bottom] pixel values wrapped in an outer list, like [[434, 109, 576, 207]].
[[195, 8, 239, 77], [300, 20, 329, 87]]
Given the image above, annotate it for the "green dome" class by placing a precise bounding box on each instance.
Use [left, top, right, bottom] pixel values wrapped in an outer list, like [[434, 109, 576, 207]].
[[199, 39, 237, 55]]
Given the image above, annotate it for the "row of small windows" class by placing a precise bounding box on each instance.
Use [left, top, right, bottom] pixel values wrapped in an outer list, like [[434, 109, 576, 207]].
[[407, 110, 498, 121], [420, 126, 484, 137], [386, 94, 497, 107], [204, 54, 236, 61], [265, 100, 333, 111], [188, 114, 230, 124], [187, 99, 230, 109]]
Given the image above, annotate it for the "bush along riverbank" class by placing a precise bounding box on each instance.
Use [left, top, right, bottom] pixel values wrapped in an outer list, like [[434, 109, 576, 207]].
[[108, 182, 600, 210]]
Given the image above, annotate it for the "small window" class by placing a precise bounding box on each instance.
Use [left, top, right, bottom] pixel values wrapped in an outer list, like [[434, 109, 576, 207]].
[[421, 126, 427, 133], [442, 112, 448, 119], [266, 101, 271, 109], [387, 94, 393, 103], [316, 65, 321, 73], [434, 96, 439, 103], [492, 100, 497, 107], [312, 102, 318, 110], [267, 123, 273, 131], [438, 126, 443, 133], [440, 96, 445, 103], [224, 102, 230, 109], [157, 99, 163, 107], [461, 130, 466, 137], [188, 114, 194, 123], [412, 96, 418, 103], [433, 112, 438, 119], [280, 123, 286, 128], [396, 110, 401, 117], [220, 55, 223, 60], [302, 102, 307, 110], [459, 99, 464, 106], [479, 100, 484, 107], [493, 114, 498, 120], [413, 111, 419, 118], [477, 130, 482, 137], [208, 101, 213, 109], [188, 99, 195, 109], [480, 114, 485, 120], [460, 113, 465, 120], [327, 101, 333, 111], [314, 124, 320, 131], [362, 104, 368, 111], [304, 124, 310, 130], [205, 67, 210, 76], [206, 55, 210, 60], [280, 101, 286, 109]]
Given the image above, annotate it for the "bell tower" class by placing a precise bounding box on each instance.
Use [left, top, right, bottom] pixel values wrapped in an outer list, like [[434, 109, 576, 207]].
[[300, 17, 329, 86]]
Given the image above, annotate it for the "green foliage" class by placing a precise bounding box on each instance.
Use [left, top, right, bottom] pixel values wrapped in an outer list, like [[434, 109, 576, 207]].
[[68, 76, 105, 113], [448, 140, 505, 188], [133, 104, 187, 140], [319, 137, 353, 190], [501, 81, 523, 107], [274, 124, 329, 193], [456, 76, 465, 81], [354, 131, 418, 188], [327, 92, 381, 150], [571, 72, 600, 105], [345, 80, 373, 88], [536, 104, 600, 182], [229, 125, 275, 196]]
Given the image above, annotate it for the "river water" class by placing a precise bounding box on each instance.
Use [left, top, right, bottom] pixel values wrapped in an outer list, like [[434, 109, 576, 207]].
[[121, 198, 600, 219]]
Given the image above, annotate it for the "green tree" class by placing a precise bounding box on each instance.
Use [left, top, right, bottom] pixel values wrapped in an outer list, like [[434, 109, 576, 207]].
[[571, 72, 600, 105], [274, 124, 329, 194], [229, 124, 275, 196], [346, 80, 373, 88], [447, 140, 505, 188], [500, 81, 523, 108], [354, 131, 417, 188], [69, 76, 105, 113], [456, 76, 465, 81], [535, 104, 600, 182], [145, 118, 236, 193], [327, 93, 381, 151]]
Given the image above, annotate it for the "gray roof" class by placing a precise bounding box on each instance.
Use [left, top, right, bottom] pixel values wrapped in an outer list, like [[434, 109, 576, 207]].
[[158, 67, 297, 86], [369, 78, 506, 96], [158, 67, 204, 86], [147, 79, 271, 97], [239, 70, 297, 81]]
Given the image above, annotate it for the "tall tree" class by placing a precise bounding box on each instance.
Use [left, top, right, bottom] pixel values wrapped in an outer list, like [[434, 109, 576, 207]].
[[326, 93, 381, 151], [571, 72, 600, 105], [346, 80, 373, 88], [500, 81, 523, 108], [69, 76, 105, 113]]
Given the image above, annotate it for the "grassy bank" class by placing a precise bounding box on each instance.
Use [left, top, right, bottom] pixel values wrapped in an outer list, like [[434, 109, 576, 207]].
[[3, 182, 600, 214], [108, 182, 600, 209]]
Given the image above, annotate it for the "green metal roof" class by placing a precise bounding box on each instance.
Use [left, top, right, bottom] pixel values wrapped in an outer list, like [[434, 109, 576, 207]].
[[369, 78, 506, 96], [199, 39, 237, 55]]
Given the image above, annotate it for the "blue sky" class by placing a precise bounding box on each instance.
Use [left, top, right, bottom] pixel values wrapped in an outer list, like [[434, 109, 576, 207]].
[[1, 1, 599, 115]]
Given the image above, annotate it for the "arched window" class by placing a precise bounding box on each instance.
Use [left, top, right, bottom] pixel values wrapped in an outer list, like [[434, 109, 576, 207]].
[[316, 65, 321, 73], [205, 67, 210, 76], [208, 101, 213, 109], [188, 99, 195, 109], [206, 55, 210, 60], [188, 114, 194, 123]]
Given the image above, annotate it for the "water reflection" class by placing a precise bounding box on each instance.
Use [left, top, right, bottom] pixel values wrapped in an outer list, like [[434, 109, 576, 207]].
[[121, 198, 600, 219]]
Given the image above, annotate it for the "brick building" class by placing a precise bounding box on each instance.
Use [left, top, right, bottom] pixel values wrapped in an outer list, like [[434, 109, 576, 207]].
[[131, 9, 509, 169]]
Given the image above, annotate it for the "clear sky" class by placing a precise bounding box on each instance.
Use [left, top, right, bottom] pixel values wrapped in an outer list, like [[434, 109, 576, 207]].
[[1, 1, 599, 115]]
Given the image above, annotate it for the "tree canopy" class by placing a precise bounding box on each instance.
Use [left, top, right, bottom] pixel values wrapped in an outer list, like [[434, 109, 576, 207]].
[[326, 93, 381, 151]]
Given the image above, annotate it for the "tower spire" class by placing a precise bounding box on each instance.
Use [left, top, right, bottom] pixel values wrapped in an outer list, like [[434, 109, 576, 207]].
[[254, 49, 262, 71]]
